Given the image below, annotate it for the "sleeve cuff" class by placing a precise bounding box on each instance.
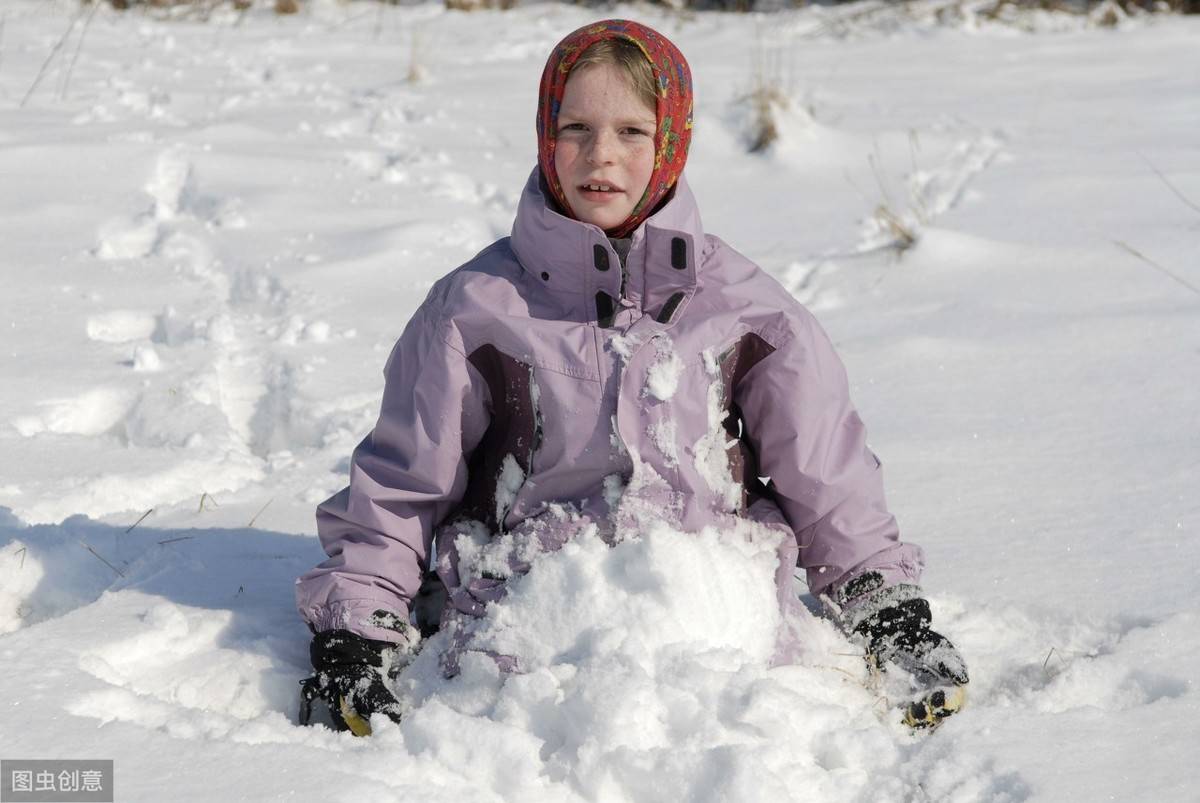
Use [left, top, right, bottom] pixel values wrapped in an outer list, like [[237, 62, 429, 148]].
[[301, 598, 412, 645]]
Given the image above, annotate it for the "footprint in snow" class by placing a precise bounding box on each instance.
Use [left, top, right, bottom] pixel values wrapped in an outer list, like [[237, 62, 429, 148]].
[[94, 147, 235, 262]]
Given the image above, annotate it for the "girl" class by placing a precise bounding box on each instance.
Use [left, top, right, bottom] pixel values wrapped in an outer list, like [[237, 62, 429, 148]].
[[295, 19, 968, 736]]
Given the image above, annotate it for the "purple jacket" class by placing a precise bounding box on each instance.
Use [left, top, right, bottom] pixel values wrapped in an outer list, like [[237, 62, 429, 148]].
[[295, 168, 924, 644]]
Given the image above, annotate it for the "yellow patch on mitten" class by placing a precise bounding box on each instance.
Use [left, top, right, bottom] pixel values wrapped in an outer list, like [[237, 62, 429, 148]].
[[339, 696, 373, 737], [903, 686, 967, 729]]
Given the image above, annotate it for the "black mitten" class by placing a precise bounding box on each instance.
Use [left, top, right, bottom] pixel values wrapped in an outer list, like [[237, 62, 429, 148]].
[[298, 616, 419, 735], [835, 572, 969, 728]]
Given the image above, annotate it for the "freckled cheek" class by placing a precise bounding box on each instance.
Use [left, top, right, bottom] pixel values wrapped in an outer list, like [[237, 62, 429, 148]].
[[630, 145, 655, 194], [554, 141, 582, 180]]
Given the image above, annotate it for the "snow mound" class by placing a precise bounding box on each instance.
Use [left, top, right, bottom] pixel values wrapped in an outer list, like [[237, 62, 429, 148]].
[[85, 310, 159, 344], [11, 387, 135, 438], [389, 523, 909, 802], [471, 522, 784, 670]]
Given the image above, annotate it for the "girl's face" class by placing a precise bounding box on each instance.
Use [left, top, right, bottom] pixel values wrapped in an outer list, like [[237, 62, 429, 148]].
[[554, 62, 657, 232]]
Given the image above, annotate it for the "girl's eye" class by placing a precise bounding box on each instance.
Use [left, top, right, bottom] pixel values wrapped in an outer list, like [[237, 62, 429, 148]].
[[622, 127, 651, 137], [559, 123, 587, 133]]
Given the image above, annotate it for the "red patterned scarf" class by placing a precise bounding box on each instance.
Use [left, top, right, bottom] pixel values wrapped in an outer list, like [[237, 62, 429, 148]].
[[536, 19, 694, 238]]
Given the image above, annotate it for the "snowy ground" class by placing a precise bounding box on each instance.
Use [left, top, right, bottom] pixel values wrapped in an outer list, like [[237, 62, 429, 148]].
[[0, 1, 1197, 800]]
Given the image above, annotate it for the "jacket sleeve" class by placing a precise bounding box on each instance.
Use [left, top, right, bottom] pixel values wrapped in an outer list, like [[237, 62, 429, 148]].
[[294, 295, 490, 643], [734, 309, 924, 601]]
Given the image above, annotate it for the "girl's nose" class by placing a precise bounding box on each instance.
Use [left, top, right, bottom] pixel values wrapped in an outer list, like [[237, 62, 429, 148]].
[[585, 130, 617, 165]]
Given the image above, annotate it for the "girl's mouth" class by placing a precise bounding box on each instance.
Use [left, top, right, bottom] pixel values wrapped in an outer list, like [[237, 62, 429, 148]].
[[579, 183, 623, 201]]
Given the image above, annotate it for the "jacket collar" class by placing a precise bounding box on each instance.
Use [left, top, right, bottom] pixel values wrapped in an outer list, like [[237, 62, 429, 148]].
[[510, 167, 705, 326]]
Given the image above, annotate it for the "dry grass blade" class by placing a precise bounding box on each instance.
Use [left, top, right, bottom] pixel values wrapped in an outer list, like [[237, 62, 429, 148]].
[[1041, 646, 1056, 674], [125, 508, 154, 533], [247, 498, 274, 527], [1041, 645, 1069, 677], [811, 663, 867, 684], [13, 545, 26, 569], [874, 205, 918, 251], [233, 1, 252, 28], [157, 535, 195, 545], [60, 0, 102, 101], [868, 151, 895, 209], [444, 0, 518, 10], [747, 86, 782, 153], [865, 152, 919, 253], [1139, 152, 1200, 217], [1113, 240, 1200, 298], [745, 36, 789, 154], [81, 542, 125, 578], [20, 5, 85, 108]]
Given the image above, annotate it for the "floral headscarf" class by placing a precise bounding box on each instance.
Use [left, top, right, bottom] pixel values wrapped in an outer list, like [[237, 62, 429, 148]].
[[536, 19, 694, 238]]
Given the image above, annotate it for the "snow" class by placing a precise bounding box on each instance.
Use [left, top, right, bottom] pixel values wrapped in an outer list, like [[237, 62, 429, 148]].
[[494, 452, 526, 526], [460, 523, 782, 673], [643, 334, 685, 401], [647, 417, 680, 468], [1, 1, 1199, 801], [130, 343, 163, 372], [692, 379, 741, 511], [609, 331, 642, 362], [603, 472, 627, 510], [609, 413, 628, 456]]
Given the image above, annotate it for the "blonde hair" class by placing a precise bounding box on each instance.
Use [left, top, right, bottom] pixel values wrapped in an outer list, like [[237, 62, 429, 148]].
[[570, 39, 659, 113]]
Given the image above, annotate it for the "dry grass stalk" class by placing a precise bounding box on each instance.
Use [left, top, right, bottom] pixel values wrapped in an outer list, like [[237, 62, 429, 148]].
[[979, 0, 1066, 19], [125, 508, 155, 533], [1041, 645, 1072, 678], [444, 0, 516, 12], [20, 6, 85, 108], [873, 205, 918, 251], [247, 498, 274, 527], [1140, 152, 1200, 217], [59, 0, 101, 100], [745, 40, 789, 154], [1114, 240, 1200, 298], [104, 0, 255, 14], [81, 542, 125, 577], [867, 152, 919, 252], [978, 0, 1195, 22], [747, 83, 785, 153], [1090, 0, 1128, 26]]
